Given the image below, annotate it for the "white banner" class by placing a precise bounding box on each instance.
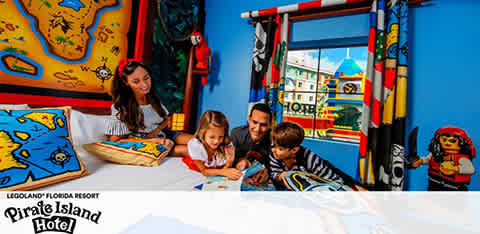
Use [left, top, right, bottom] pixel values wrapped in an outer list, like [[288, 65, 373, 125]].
[[1, 192, 479, 234]]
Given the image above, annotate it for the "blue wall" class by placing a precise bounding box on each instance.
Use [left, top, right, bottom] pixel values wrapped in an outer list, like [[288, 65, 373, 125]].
[[200, 0, 480, 190]]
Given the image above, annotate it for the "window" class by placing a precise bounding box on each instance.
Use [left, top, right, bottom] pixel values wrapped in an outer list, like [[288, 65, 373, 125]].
[[283, 46, 367, 143]]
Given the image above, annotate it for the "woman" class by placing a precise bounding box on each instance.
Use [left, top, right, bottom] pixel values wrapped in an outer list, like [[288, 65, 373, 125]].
[[105, 59, 193, 157]]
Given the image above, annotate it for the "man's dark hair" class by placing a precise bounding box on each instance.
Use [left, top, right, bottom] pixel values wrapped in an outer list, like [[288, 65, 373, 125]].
[[249, 103, 272, 123]]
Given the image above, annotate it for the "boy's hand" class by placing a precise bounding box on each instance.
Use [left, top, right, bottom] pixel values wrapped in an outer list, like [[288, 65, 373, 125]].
[[354, 185, 368, 191], [223, 168, 243, 180], [251, 168, 269, 183], [279, 172, 293, 190], [235, 158, 251, 170]]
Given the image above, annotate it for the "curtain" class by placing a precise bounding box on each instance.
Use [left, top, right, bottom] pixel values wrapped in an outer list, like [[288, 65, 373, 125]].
[[357, 0, 409, 191], [248, 14, 290, 126], [248, 17, 276, 114]]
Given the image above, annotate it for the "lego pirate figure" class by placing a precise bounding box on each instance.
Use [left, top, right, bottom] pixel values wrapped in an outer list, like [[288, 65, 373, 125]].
[[410, 127, 476, 191]]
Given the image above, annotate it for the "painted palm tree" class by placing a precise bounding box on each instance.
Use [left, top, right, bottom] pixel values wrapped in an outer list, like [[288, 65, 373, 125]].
[[3, 46, 19, 63], [55, 36, 74, 52], [2, 47, 29, 71], [38, 0, 52, 10], [3, 46, 18, 55]]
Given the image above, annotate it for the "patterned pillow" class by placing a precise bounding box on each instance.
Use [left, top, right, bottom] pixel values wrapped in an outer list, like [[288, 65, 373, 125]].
[[83, 134, 172, 167], [283, 171, 353, 191], [0, 107, 87, 191]]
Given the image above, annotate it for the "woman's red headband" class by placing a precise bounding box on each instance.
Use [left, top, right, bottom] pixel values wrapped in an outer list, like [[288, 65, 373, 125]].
[[118, 58, 142, 76]]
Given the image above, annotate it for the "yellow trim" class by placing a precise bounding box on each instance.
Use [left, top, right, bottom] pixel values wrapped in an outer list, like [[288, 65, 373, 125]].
[[382, 89, 395, 124], [395, 66, 408, 119]]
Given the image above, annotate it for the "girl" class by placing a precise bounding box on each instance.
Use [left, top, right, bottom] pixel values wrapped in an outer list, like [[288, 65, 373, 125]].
[[105, 58, 193, 157], [188, 110, 243, 180]]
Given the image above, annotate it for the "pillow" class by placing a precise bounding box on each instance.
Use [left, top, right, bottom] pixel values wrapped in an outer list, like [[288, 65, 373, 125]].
[[69, 109, 108, 147], [0, 104, 29, 110], [83, 134, 172, 167], [0, 107, 87, 191], [283, 171, 353, 191]]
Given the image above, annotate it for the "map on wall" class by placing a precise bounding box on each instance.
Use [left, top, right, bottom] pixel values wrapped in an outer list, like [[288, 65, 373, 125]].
[[0, 0, 131, 106]]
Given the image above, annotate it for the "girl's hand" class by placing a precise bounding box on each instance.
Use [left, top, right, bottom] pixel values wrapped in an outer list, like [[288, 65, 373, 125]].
[[222, 168, 243, 180], [225, 145, 235, 164]]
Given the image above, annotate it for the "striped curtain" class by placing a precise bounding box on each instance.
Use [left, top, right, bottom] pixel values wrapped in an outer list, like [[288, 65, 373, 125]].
[[248, 14, 290, 126], [357, 0, 409, 191]]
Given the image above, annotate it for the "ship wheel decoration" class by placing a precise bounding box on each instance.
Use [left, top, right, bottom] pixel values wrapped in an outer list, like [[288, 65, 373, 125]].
[[47, 146, 72, 168], [92, 63, 113, 88]]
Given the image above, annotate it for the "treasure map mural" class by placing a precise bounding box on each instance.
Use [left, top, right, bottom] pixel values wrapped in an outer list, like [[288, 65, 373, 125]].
[[0, 0, 132, 107]]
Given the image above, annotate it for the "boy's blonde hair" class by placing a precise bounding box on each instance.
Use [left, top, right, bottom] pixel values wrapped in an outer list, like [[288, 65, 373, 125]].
[[195, 110, 231, 157], [271, 122, 304, 149]]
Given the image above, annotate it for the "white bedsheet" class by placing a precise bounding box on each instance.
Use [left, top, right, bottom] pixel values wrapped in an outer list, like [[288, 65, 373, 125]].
[[40, 109, 205, 191], [42, 148, 205, 191]]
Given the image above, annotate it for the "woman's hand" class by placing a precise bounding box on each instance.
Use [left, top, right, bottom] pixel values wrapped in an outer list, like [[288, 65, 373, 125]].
[[143, 138, 174, 149], [222, 168, 243, 180], [146, 119, 169, 138]]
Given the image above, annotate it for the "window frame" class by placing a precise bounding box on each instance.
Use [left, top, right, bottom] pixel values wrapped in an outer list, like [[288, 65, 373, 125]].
[[283, 42, 368, 144]]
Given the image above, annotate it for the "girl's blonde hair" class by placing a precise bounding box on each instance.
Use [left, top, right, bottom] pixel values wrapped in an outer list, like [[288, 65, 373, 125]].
[[195, 110, 231, 159]]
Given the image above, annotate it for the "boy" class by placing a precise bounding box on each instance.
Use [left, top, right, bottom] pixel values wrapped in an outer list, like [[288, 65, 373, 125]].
[[269, 122, 363, 191]]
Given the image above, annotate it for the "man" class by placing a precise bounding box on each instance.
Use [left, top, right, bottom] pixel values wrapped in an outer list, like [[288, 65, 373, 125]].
[[231, 103, 272, 183]]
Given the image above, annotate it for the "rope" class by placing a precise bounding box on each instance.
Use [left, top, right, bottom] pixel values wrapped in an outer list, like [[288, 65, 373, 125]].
[[155, 0, 191, 42]]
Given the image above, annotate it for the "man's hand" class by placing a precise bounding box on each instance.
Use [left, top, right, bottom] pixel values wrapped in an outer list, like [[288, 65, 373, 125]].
[[235, 158, 251, 170], [251, 168, 269, 183]]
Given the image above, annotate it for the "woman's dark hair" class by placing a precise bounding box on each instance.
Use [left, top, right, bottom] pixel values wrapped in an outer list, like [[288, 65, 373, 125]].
[[111, 61, 167, 132]]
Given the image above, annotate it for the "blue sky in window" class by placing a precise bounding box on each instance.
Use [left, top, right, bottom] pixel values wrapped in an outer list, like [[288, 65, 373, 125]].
[[320, 47, 367, 73], [287, 46, 368, 74]]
